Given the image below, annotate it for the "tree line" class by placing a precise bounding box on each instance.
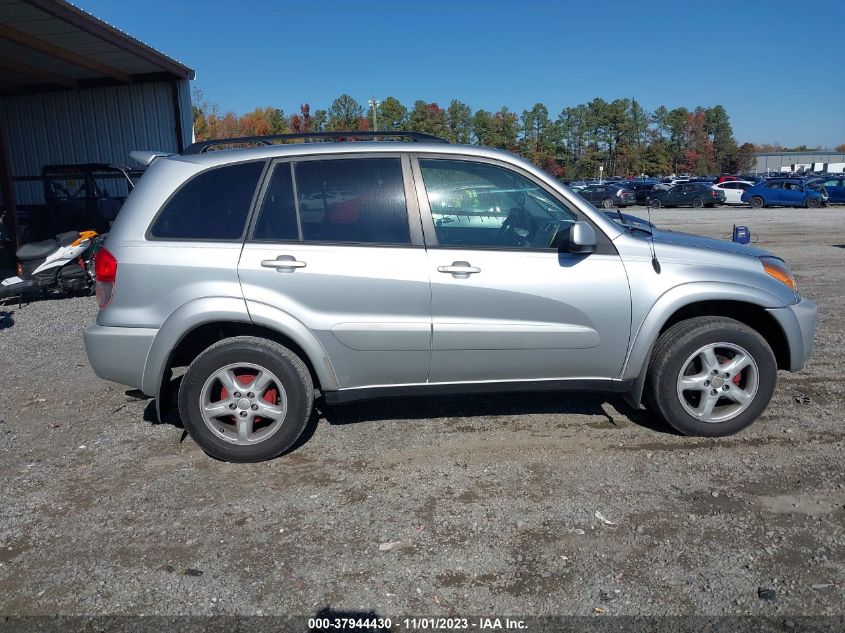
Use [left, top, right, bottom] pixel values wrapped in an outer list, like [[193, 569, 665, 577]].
[[192, 89, 765, 178]]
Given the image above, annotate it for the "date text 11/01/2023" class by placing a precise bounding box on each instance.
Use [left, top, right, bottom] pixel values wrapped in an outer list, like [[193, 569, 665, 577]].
[[307, 617, 528, 630]]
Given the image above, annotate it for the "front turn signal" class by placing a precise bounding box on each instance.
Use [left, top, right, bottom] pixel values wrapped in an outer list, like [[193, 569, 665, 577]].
[[761, 257, 797, 291]]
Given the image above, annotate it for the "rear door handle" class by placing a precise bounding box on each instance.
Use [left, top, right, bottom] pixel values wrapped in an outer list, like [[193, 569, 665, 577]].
[[261, 255, 306, 270], [437, 261, 481, 277]]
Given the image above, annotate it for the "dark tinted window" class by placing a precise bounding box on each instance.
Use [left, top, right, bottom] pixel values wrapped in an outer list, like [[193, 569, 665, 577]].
[[150, 161, 264, 240], [253, 163, 298, 241], [295, 158, 409, 244]]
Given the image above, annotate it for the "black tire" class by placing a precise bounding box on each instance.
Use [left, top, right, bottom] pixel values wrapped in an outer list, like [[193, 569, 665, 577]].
[[750, 196, 764, 209], [645, 317, 777, 437], [649, 199, 661, 209], [806, 197, 820, 209], [178, 336, 314, 462], [692, 197, 704, 209], [601, 197, 614, 209]]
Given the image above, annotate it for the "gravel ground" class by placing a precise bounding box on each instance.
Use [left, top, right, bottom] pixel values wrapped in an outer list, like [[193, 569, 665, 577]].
[[0, 206, 843, 621]]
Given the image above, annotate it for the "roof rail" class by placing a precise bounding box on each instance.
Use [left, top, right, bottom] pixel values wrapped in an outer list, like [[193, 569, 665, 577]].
[[182, 131, 449, 155]]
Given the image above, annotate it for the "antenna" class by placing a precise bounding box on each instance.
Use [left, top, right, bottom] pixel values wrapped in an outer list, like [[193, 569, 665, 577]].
[[633, 97, 660, 273]]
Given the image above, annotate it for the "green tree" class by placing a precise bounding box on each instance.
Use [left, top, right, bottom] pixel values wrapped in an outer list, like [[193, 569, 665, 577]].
[[489, 106, 519, 150], [472, 109, 494, 145], [408, 100, 448, 137], [446, 99, 472, 143], [377, 97, 408, 131], [521, 103, 552, 152], [326, 94, 364, 131], [704, 105, 737, 173]]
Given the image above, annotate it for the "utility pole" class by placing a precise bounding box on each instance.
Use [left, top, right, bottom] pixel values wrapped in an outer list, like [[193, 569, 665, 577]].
[[368, 98, 380, 131]]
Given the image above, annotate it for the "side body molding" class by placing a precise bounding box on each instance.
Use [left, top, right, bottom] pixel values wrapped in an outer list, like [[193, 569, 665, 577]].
[[621, 281, 790, 382]]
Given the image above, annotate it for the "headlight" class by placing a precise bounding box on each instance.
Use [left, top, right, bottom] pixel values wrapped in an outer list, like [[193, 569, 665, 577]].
[[761, 257, 797, 291]]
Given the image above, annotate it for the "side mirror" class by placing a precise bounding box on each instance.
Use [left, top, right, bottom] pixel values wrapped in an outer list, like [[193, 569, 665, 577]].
[[569, 221, 597, 254]]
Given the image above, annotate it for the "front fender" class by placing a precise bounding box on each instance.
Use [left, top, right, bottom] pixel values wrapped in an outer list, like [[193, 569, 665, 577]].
[[621, 281, 788, 381]]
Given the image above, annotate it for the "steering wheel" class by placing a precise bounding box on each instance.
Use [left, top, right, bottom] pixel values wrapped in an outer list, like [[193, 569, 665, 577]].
[[496, 207, 536, 247]]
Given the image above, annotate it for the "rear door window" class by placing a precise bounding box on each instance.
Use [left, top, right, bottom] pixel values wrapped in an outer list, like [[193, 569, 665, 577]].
[[149, 161, 265, 240], [295, 158, 410, 245]]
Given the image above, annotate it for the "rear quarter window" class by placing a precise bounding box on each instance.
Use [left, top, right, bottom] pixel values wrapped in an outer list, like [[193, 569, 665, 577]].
[[149, 161, 265, 240]]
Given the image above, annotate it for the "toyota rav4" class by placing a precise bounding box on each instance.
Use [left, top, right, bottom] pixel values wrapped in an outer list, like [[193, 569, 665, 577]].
[[84, 132, 817, 462]]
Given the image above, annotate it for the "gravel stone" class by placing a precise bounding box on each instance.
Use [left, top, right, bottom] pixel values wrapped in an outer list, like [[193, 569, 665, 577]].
[[0, 207, 844, 616]]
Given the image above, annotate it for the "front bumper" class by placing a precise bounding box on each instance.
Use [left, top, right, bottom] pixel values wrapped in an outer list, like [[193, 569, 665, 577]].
[[84, 323, 158, 389], [766, 296, 817, 371]]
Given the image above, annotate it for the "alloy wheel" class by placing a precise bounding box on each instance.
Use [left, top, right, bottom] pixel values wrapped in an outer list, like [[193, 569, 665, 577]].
[[676, 342, 759, 423]]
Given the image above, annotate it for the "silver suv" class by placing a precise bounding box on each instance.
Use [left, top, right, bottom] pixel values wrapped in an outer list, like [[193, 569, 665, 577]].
[[84, 133, 817, 462]]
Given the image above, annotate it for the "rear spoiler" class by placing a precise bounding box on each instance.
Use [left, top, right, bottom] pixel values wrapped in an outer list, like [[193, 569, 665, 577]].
[[129, 151, 177, 167]]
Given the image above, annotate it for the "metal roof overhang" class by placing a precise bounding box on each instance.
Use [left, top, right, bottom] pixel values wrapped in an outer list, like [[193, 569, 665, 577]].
[[0, 0, 195, 248], [0, 0, 195, 96]]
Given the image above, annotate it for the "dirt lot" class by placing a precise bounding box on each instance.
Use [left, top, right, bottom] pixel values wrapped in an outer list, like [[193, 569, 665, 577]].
[[0, 206, 843, 621]]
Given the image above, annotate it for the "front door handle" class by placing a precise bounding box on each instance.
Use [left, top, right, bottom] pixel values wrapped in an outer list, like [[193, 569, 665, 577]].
[[261, 255, 306, 270], [437, 261, 481, 278]]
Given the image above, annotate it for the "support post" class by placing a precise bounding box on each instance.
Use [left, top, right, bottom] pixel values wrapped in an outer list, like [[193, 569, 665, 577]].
[[0, 122, 20, 249]]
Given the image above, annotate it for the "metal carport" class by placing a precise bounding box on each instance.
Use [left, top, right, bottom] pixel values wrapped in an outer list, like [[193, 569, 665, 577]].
[[0, 0, 195, 247]]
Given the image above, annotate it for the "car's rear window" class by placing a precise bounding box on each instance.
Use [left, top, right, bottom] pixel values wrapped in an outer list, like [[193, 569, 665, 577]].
[[149, 161, 265, 240]]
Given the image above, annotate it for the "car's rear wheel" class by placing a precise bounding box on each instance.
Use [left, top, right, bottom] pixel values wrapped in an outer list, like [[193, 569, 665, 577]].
[[601, 197, 614, 209], [750, 196, 764, 209], [692, 197, 704, 209], [649, 199, 661, 209], [178, 336, 313, 462], [806, 197, 820, 209], [645, 317, 777, 437]]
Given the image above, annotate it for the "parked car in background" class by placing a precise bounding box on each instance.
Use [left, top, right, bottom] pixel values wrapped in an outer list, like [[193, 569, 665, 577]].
[[626, 181, 668, 205], [807, 176, 845, 203], [713, 180, 754, 204], [741, 178, 826, 209], [648, 182, 726, 208], [601, 210, 656, 232], [577, 183, 636, 208], [715, 175, 739, 184]]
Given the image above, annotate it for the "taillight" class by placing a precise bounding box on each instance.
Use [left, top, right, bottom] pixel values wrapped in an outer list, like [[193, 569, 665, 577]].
[[711, 190, 718, 197], [94, 247, 117, 309]]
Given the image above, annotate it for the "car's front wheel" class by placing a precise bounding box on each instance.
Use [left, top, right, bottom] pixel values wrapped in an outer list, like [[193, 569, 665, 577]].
[[649, 199, 662, 209], [645, 317, 777, 437], [750, 196, 764, 209], [806, 197, 820, 209], [178, 336, 314, 462], [601, 197, 614, 209]]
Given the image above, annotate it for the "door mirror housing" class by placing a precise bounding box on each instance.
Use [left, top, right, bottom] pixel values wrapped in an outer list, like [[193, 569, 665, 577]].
[[569, 221, 597, 254]]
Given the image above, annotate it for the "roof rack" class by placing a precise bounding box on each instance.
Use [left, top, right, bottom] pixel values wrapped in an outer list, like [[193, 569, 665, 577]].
[[182, 131, 449, 155]]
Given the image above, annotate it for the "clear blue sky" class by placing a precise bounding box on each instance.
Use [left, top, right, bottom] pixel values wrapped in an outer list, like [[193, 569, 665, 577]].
[[76, 0, 844, 148]]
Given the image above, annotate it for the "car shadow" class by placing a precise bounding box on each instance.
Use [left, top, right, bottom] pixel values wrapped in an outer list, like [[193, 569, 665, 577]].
[[143, 376, 680, 455], [317, 390, 677, 436], [0, 310, 14, 330]]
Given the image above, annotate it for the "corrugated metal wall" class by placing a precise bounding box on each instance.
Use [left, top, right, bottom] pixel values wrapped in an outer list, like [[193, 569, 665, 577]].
[[754, 152, 845, 173], [0, 79, 193, 203]]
